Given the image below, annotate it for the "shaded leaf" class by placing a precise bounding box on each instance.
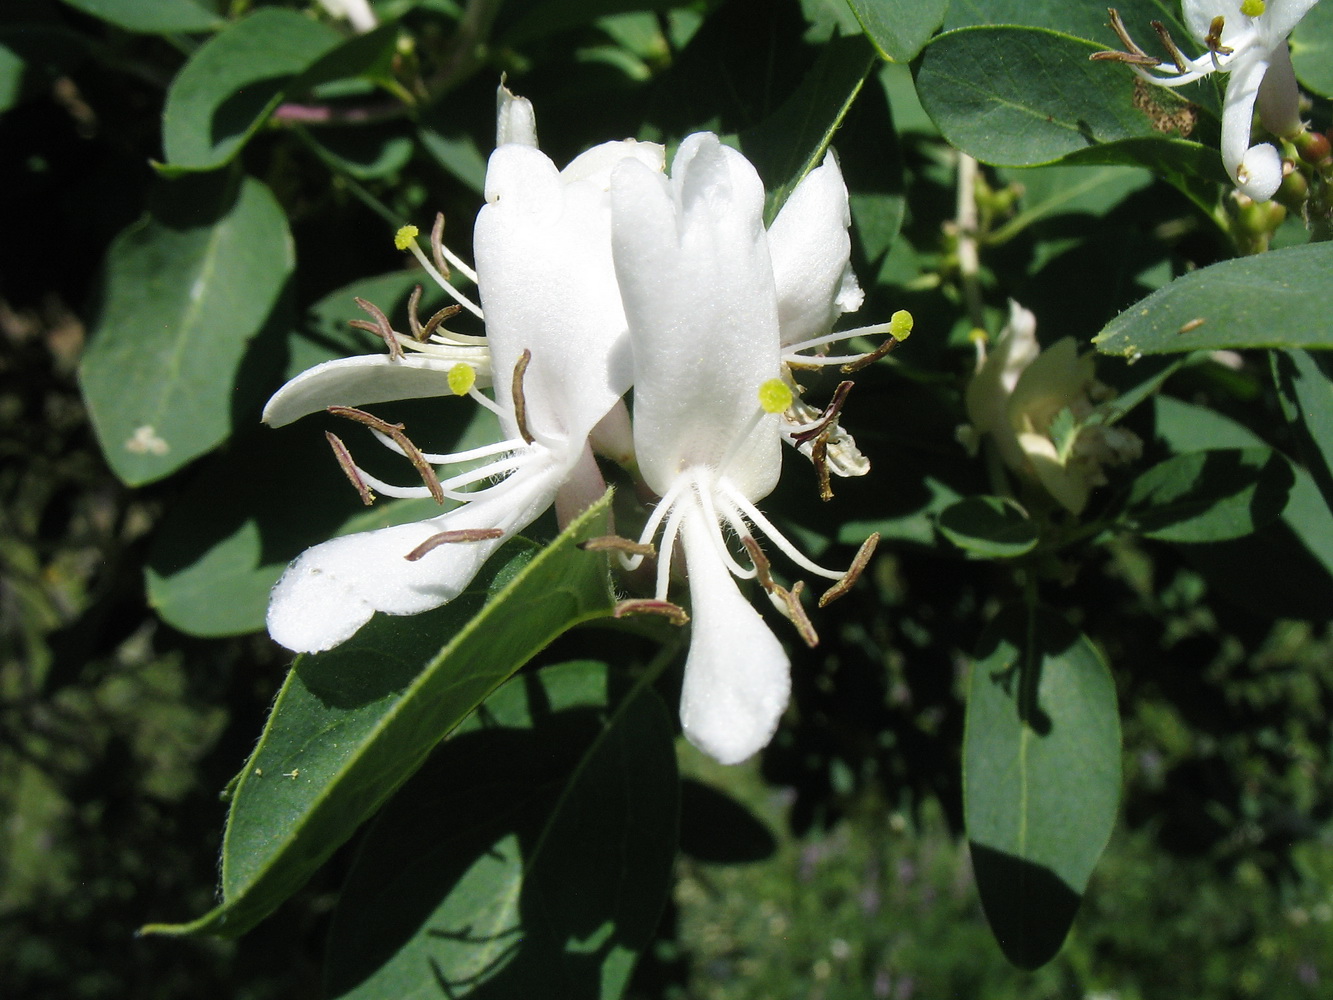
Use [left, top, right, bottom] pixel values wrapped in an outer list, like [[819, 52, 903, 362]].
[[324, 660, 678, 1000], [937, 496, 1039, 558], [965, 606, 1121, 969], [1093, 243, 1333, 358], [1123, 448, 1294, 542], [140, 494, 617, 938], [1272, 350, 1333, 514], [79, 173, 293, 486], [1291, 0, 1333, 99], [57, 0, 221, 33], [847, 0, 947, 64]]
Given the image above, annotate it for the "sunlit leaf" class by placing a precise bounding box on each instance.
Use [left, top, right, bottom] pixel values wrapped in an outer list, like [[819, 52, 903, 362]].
[[847, 0, 947, 63], [1123, 448, 1294, 543]]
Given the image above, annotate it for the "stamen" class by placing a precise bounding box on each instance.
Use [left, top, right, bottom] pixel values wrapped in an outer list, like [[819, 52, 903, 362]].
[[327, 405, 445, 504], [419, 303, 462, 343], [404, 527, 505, 562], [350, 297, 404, 360], [511, 348, 535, 445], [613, 599, 689, 626], [818, 532, 880, 607], [325, 431, 376, 505], [1150, 20, 1190, 74], [720, 481, 842, 580], [623, 475, 691, 572], [811, 433, 834, 502], [655, 500, 687, 601], [467, 384, 509, 421], [840, 311, 913, 373], [1205, 16, 1233, 56], [741, 535, 774, 591], [789, 381, 854, 446], [699, 482, 758, 581], [580, 535, 656, 557], [429, 212, 451, 281], [431, 212, 479, 285], [397, 226, 484, 319], [1090, 8, 1163, 66], [771, 581, 819, 649]]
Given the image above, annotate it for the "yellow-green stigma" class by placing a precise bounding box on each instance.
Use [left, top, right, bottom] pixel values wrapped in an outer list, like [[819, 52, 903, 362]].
[[447, 362, 476, 397], [758, 378, 794, 414], [889, 309, 914, 340], [394, 225, 420, 251], [1240, 0, 1265, 15]]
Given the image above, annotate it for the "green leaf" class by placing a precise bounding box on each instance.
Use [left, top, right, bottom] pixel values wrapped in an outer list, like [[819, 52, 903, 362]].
[[498, 0, 682, 47], [943, 0, 1190, 48], [739, 34, 878, 223], [1273, 350, 1333, 514], [324, 660, 678, 1000], [937, 496, 1039, 558], [161, 9, 342, 171], [916, 26, 1215, 170], [1093, 243, 1333, 358], [1123, 448, 1294, 543], [79, 173, 293, 486], [140, 493, 617, 939], [847, 0, 947, 63], [1291, 0, 1333, 99], [56, 0, 221, 33], [965, 606, 1121, 970]]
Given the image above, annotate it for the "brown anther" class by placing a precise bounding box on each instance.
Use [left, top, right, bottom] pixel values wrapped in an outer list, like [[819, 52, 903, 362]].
[[325, 431, 376, 506], [791, 380, 854, 446], [327, 405, 445, 504], [579, 535, 656, 556], [772, 581, 819, 649], [811, 433, 834, 502], [419, 304, 462, 342], [1090, 8, 1163, 65], [1205, 15, 1232, 55], [741, 536, 775, 591], [1150, 20, 1190, 73], [407, 284, 424, 340], [430, 212, 450, 280], [405, 528, 505, 562], [613, 599, 690, 626], [352, 297, 404, 360], [818, 532, 880, 607], [841, 337, 902, 374], [512, 348, 535, 444], [786, 358, 824, 371]]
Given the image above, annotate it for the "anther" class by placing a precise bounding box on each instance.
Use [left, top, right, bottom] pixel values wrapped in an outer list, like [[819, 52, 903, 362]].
[[1091, 8, 1163, 66], [772, 581, 819, 649], [841, 336, 901, 373], [613, 599, 690, 626], [741, 536, 775, 591], [419, 304, 462, 342], [1205, 16, 1233, 56], [1150, 20, 1190, 74], [512, 348, 535, 444], [818, 532, 880, 607], [579, 535, 657, 556], [811, 433, 834, 502], [791, 381, 855, 446], [350, 297, 404, 360], [325, 431, 376, 506], [327, 405, 445, 504], [405, 528, 505, 562], [407, 284, 424, 340], [430, 213, 450, 281]]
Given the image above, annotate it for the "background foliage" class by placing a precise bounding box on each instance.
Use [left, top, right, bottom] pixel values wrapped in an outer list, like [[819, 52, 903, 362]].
[[4, 0, 1333, 997]]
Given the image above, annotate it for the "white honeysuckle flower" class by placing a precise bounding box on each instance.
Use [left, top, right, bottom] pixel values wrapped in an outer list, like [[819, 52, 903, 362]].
[[611, 133, 877, 765], [1126, 0, 1320, 200], [264, 88, 664, 653], [316, 0, 378, 33], [964, 301, 1142, 515]]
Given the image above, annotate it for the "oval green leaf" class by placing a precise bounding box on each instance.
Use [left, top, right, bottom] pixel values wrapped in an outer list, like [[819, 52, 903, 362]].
[[937, 496, 1039, 558], [79, 173, 293, 486], [140, 493, 617, 939], [324, 660, 678, 1000], [847, 0, 947, 63], [965, 605, 1121, 970], [1291, 0, 1333, 99], [1093, 242, 1333, 358], [57, 0, 222, 33], [1273, 350, 1333, 513], [1123, 447, 1294, 543], [161, 9, 342, 171]]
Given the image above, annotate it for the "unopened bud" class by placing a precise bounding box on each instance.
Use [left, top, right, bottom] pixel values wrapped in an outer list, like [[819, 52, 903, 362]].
[[1296, 131, 1332, 166]]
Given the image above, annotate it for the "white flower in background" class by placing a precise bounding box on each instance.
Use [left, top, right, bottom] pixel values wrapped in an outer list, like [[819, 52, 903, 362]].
[[963, 301, 1142, 515], [264, 87, 663, 653], [316, 0, 378, 33], [611, 134, 877, 765], [1108, 0, 1319, 200]]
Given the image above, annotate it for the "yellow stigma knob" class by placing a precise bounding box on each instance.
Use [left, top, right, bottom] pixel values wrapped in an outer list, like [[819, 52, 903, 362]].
[[1240, 0, 1265, 15], [889, 309, 914, 340], [758, 378, 793, 414], [447, 362, 476, 397], [394, 225, 420, 251], [968, 327, 989, 345]]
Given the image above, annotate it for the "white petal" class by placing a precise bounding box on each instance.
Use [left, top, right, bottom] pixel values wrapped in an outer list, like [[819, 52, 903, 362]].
[[267, 456, 563, 652], [1236, 142, 1285, 200], [495, 83, 538, 148], [1220, 49, 1280, 198], [475, 145, 633, 446], [1260, 0, 1321, 43], [1256, 40, 1301, 139], [263, 354, 463, 428], [1183, 0, 1245, 44], [767, 151, 863, 347], [677, 503, 790, 765], [611, 135, 783, 500], [561, 139, 665, 189]]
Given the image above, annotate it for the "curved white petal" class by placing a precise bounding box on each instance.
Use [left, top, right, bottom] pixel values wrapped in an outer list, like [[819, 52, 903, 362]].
[[561, 139, 665, 189], [267, 456, 564, 652], [495, 84, 538, 148], [1183, 0, 1246, 44], [965, 301, 1039, 464], [677, 502, 790, 765], [475, 144, 633, 447], [767, 151, 863, 347], [1260, 0, 1322, 44], [1256, 40, 1301, 139], [1221, 49, 1283, 200], [263, 354, 469, 428], [611, 134, 783, 500]]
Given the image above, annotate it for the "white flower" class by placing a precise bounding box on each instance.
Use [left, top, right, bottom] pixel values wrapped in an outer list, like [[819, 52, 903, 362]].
[[1127, 0, 1319, 201], [264, 88, 663, 653], [610, 134, 876, 765], [964, 302, 1142, 515]]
